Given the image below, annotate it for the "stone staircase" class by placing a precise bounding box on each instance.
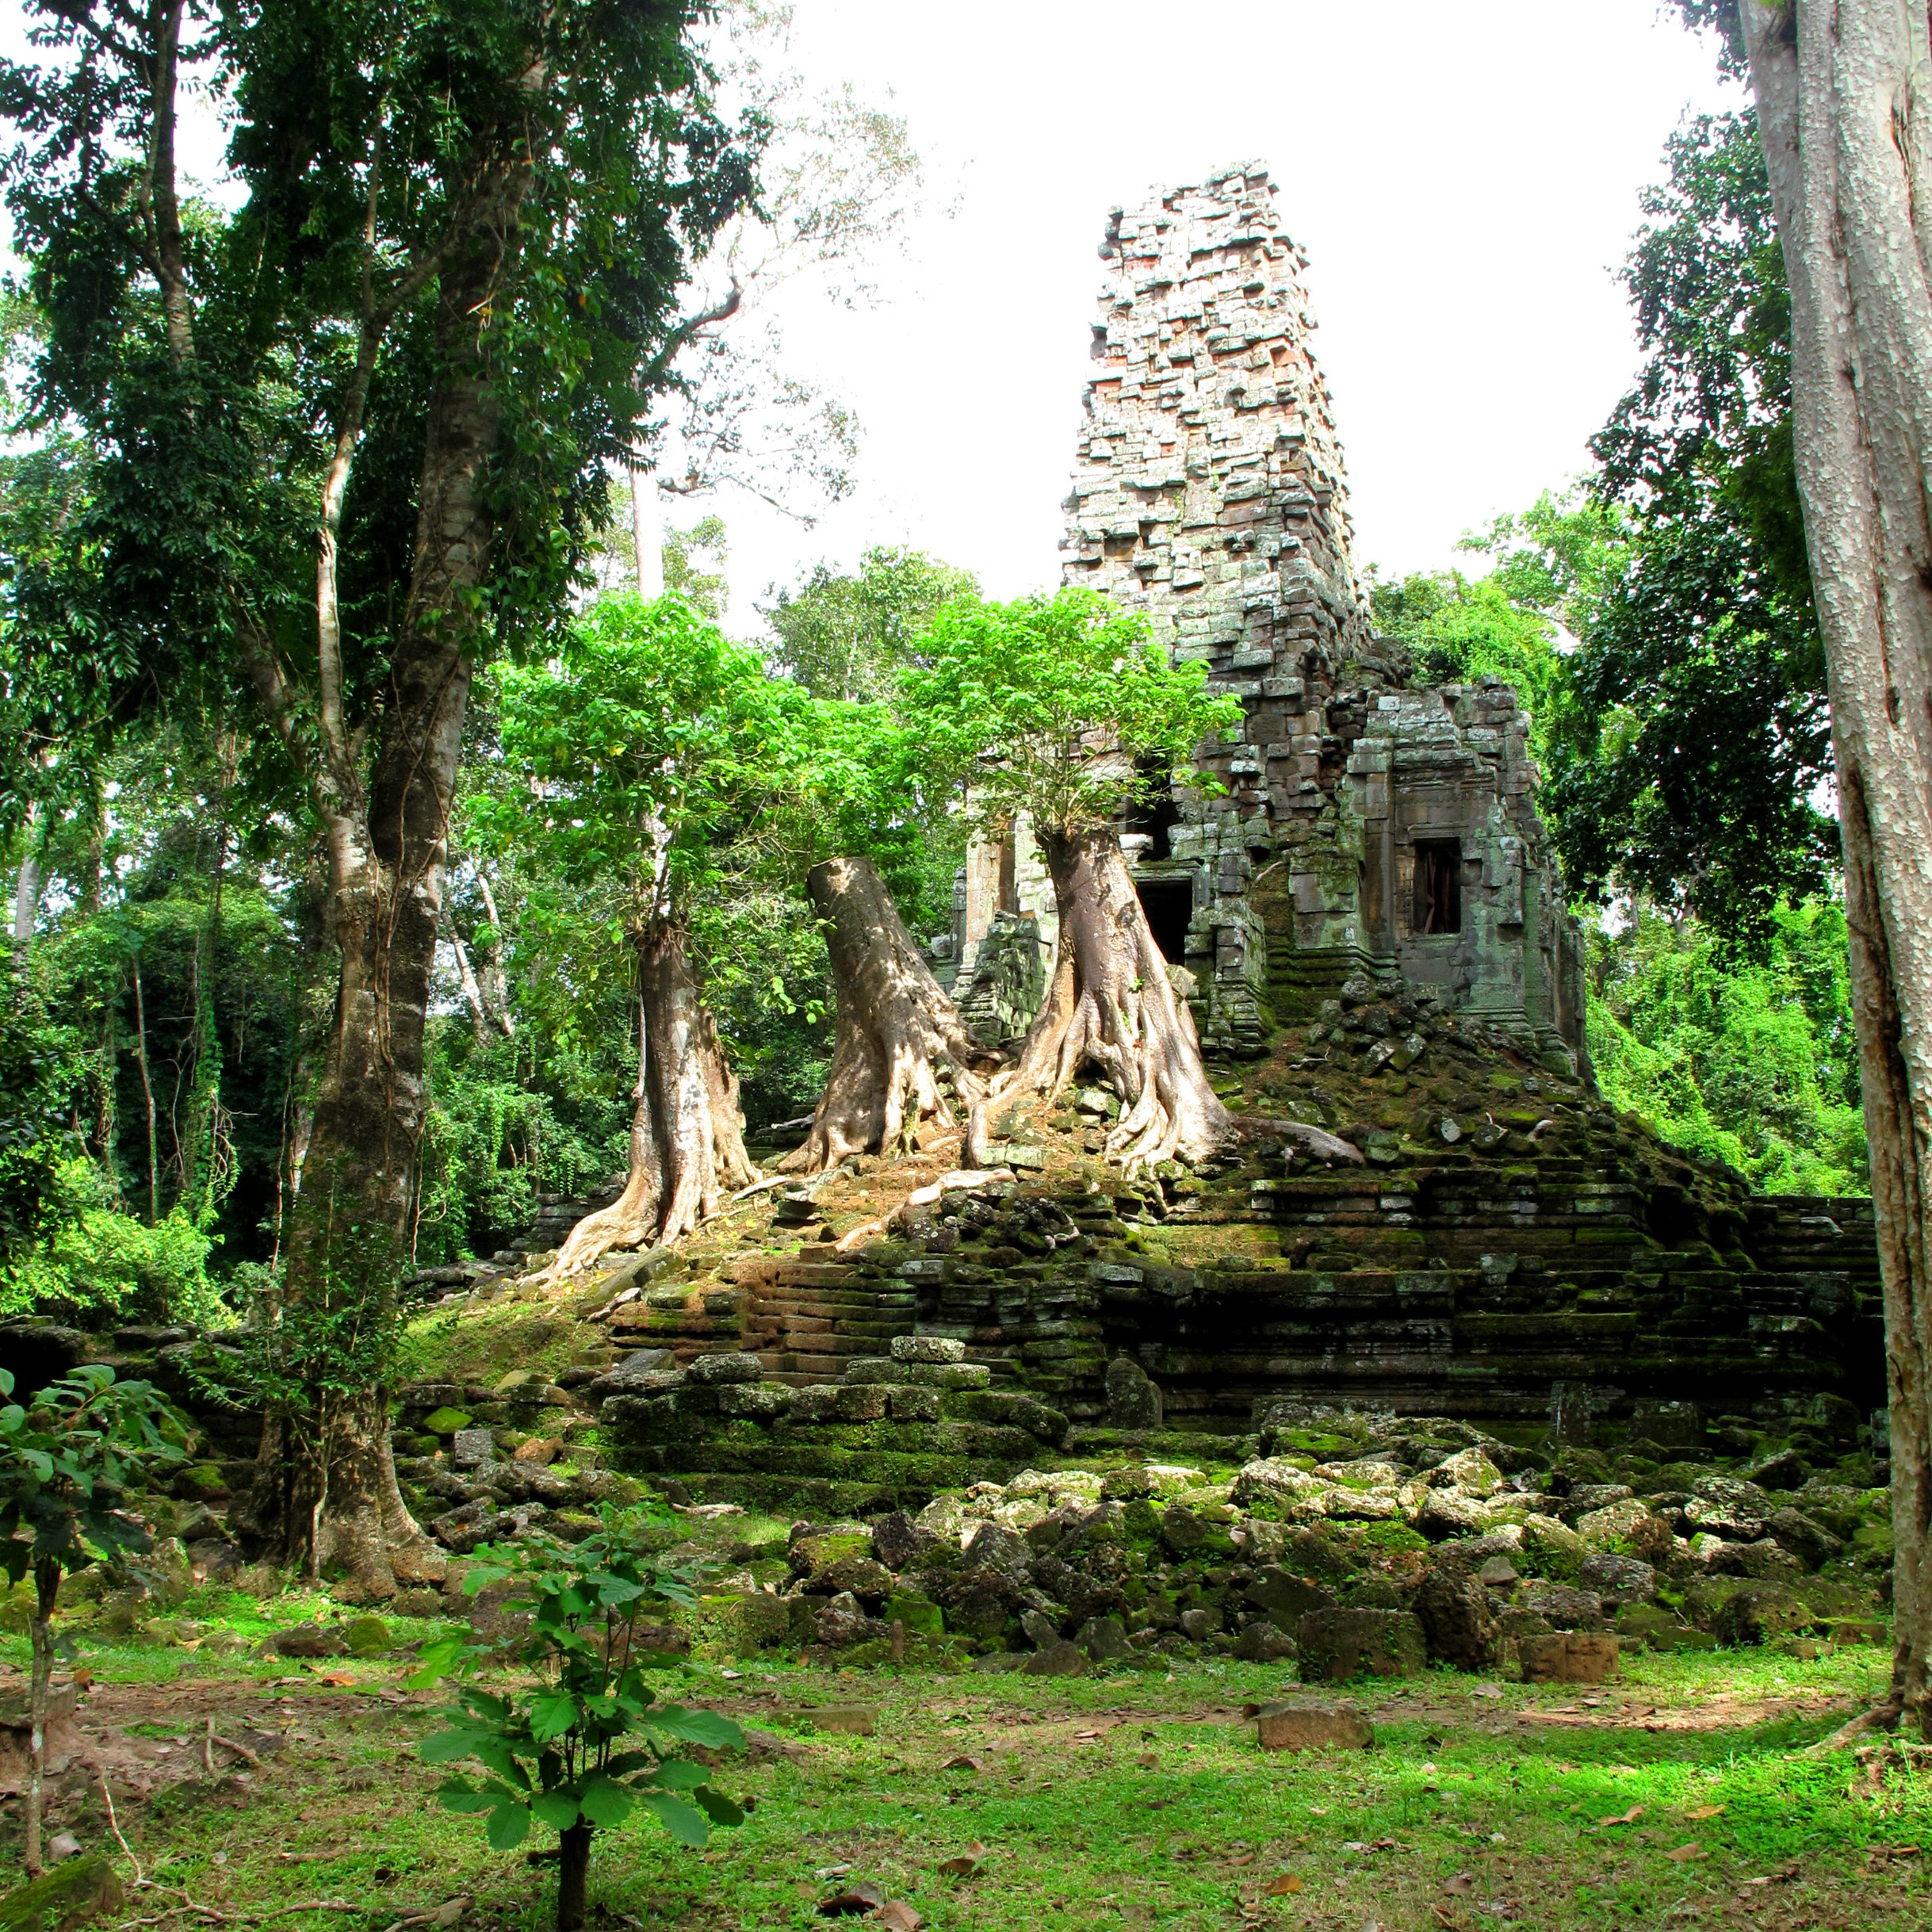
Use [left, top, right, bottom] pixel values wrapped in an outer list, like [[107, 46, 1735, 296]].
[[731, 1249, 919, 1386]]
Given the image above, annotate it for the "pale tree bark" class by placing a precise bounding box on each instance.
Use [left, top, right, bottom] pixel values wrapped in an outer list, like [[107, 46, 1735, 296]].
[[472, 870, 515, 1035], [1738, 0, 1932, 1735], [783, 854, 992, 1174], [11, 801, 40, 959], [631, 463, 665, 597], [451, 926, 493, 1047], [970, 826, 1229, 1174], [550, 919, 756, 1272]]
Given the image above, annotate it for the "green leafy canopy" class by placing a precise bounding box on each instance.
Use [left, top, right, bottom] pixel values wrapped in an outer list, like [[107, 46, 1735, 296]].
[[897, 587, 1243, 840]]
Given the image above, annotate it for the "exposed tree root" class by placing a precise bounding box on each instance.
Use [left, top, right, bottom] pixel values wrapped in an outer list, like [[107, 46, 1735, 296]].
[[1242, 1115, 1365, 1165], [970, 827, 1230, 1174], [552, 920, 756, 1276], [784, 855, 997, 1174]]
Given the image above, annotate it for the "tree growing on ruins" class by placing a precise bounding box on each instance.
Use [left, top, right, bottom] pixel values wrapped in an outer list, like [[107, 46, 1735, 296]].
[[1680, 0, 1932, 1734], [761, 703, 989, 1166], [901, 588, 1243, 1172], [0, 1, 759, 1595], [487, 595, 798, 1266]]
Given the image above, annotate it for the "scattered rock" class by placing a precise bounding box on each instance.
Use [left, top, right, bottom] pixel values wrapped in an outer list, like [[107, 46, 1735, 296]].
[[1022, 1639, 1089, 1677], [1104, 1356, 1164, 1429], [1413, 1570, 1500, 1671], [683, 1352, 763, 1386], [1518, 1632, 1620, 1684], [1294, 1608, 1426, 1681], [1255, 1701, 1374, 1751]]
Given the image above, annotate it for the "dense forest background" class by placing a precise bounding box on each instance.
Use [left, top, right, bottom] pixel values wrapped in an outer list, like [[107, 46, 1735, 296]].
[[0, 100, 1865, 1328]]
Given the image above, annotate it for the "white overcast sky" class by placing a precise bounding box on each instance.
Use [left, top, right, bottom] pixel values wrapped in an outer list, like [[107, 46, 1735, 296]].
[[708, 0, 1741, 625], [2, 0, 1742, 626]]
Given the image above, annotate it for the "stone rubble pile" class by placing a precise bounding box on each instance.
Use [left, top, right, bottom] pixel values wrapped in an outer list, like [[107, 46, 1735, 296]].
[[694, 1407, 1890, 1680]]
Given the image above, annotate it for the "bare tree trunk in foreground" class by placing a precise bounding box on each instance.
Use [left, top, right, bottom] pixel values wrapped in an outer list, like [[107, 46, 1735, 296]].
[[783, 855, 993, 1174], [1740, 0, 1932, 1735], [243, 119, 536, 1598], [23, 1559, 55, 1876], [552, 920, 754, 1272], [972, 826, 1229, 1174]]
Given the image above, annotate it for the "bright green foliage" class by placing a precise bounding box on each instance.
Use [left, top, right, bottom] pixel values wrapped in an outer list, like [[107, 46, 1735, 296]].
[[897, 587, 1242, 839], [0, 1364, 189, 1584], [487, 594, 809, 922], [1588, 899, 1868, 1195], [763, 545, 980, 703], [1548, 109, 1834, 945], [0, 728, 314, 1316], [0, 1, 759, 807], [0, 948, 80, 1270], [1368, 489, 1629, 766], [413, 1509, 745, 1861], [662, 517, 731, 622], [1368, 572, 1563, 749], [0, 1158, 219, 1325]]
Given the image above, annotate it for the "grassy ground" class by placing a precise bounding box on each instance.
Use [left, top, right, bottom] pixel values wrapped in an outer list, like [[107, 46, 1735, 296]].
[[6, 1627, 1929, 1932]]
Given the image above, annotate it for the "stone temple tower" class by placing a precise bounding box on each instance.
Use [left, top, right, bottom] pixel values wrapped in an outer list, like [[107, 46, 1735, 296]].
[[945, 164, 1586, 1073], [1061, 166, 1375, 681]]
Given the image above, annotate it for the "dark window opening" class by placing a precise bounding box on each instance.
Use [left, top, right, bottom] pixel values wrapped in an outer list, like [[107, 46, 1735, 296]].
[[1413, 840, 1463, 935], [1137, 878, 1194, 964], [1124, 758, 1182, 860], [997, 834, 1019, 914]]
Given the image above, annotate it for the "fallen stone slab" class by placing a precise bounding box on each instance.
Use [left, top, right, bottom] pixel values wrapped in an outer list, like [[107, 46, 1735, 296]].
[[1518, 1632, 1620, 1685], [776, 1702, 877, 1735], [1255, 1701, 1374, 1751], [1295, 1607, 1426, 1681]]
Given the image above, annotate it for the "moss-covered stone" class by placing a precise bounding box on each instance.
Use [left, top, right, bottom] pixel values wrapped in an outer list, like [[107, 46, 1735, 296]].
[[342, 1614, 392, 1655], [421, 1406, 472, 1436], [0, 1857, 123, 1932], [886, 1591, 944, 1636]]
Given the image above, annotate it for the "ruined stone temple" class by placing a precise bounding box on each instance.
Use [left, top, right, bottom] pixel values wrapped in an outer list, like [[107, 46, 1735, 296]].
[[475, 163, 1888, 1516], [942, 165, 1586, 1069]]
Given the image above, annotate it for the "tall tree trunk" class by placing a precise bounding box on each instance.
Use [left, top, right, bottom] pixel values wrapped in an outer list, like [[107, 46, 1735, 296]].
[[247, 155, 534, 1600], [971, 826, 1229, 1173], [131, 955, 160, 1223], [631, 465, 664, 597], [1739, 0, 1932, 1735], [11, 798, 42, 977], [450, 925, 492, 1047], [22, 1559, 55, 1878], [551, 919, 755, 1273], [474, 870, 515, 1035], [783, 855, 991, 1174]]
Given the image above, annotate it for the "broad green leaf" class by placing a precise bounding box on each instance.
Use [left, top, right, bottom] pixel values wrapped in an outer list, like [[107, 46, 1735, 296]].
[[647, 1758, 710, 1792], [485, 1802, 532, 1851], [420, 1729, 492, 1764], [438, 1788, 500, 1815], [528, 1690, 579, 1743], [577, 1775, 633, 1827], [530, 1792, 581, 1831], [636, 1789, 710, 1848], [694, 1787, 744, 1828], [650, 1708, 743, 1750]]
